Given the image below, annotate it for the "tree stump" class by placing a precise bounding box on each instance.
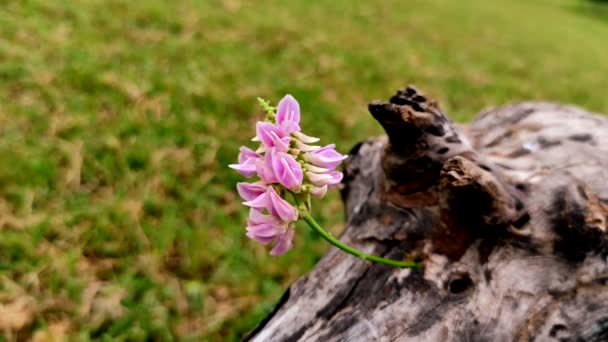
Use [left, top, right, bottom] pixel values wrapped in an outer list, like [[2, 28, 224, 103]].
[[247, 87, 608, 342]]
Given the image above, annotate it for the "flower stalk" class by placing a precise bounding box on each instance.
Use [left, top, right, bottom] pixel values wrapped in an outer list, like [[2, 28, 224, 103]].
[[292, 194, 419, 268]]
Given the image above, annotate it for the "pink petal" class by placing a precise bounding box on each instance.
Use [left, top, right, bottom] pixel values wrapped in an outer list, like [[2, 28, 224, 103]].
[[246, 223, 283, 237], [270, 228, 295, 256], [267, 187, 297, 222], [310, 185, 328, 198], [306, 170, 343, 187], [292, 131, 319, 144], [306, 172, 333, 186], [229, 146, 261, 178], [268, 131, 291, 152], [296, 140, 321, 152], [276, 95, 301, 133], [246, 209, 285, 245], [256, 122, 290, 151], [238, 146, 260, 164], [237, 182, 268, 202], [256, 154, 278, 184], [279, 158, 299, 189], [248, 209, 272, 225], [305, 144, 347, 170], [246, 231, 275, 245], [272, 152, 303, 191], [304, 163, 328, 173], [256, 122, 276, 147], [228, 162, 257, 178], [242, 192, 268, 209], [326, 171, 343, 188]]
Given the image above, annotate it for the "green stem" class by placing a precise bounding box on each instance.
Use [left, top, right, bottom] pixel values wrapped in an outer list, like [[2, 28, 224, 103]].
[[294, 196, 419, 268]]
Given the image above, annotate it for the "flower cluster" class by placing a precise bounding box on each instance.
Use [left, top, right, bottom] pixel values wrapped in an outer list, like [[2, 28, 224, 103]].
[[230, 95, 347, 255]]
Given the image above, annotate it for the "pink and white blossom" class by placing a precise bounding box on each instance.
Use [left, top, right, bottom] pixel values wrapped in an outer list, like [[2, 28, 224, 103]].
[[270, 227, 295, 256], [236, 181, 267, 202], [295, 140, 321, 152], [241, 189, 268, 209], [310, 185, 328, 198], [246, 209, 286, 245], [256, 122, 290, 152], [276, 95, 301, 134], [229, 146, 260, 177], [269, 150, 303, 191], [292, 131, 319, 144], [255, 153, 279, 184], [304, 144, 348, 170], [266, 186, 298, 222], [242, 186, 298, 223], [306, 170, 343, 188], [246, 210, 296, 255]]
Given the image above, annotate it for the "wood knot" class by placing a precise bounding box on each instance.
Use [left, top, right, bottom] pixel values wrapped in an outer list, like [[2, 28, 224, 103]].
[[551, 184, 608, 262], [433, 156, 521, 259], [369, 86, 476, 209]]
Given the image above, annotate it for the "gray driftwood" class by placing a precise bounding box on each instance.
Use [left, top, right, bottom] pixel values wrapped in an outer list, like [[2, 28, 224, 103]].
[[247, 87, 608, 342]]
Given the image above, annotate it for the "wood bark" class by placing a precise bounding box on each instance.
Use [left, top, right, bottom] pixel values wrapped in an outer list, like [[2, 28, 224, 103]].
[[247, 86, 608, 342]]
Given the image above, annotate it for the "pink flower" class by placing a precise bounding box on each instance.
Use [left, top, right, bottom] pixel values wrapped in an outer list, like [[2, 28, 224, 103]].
[[241, 188, 268, 209], [266, 186, 298, 222], [236, 181, 267, 202], [310, 185, 328, 198], [241, 186, 298, 222], [229, 147, 261, 177], [256, 122, 290, 152], [269, 150, 303, 191], [256, 153, 279, 184], [292, 131, 319, 144], [255, 148, 304, 190], [304, 144, 347, 170], [306, 170, 343, 188], [231, 94, 348, 256], [270, 227, 295, 256], [246, 209, 286, 245], [276, 95, 300, 133], [245, 210, 295, 255]]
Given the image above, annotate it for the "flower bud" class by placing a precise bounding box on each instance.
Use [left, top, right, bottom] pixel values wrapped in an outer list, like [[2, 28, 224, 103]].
[[310, 185, 328, 198], [304, 144, 347, 170], [228, 146, 260, 178], [306, 170, 343, 187], [276, 95, 301, 134]]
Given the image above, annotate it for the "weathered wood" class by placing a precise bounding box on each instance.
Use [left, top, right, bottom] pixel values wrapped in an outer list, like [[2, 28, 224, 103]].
[[247, 87, 608, 342]]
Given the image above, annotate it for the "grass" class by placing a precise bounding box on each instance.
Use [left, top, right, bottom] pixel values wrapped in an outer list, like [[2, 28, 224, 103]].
[[0, 0, 607, 340]]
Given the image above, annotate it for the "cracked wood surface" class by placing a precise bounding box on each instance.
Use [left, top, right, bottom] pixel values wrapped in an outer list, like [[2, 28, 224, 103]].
[[247, 87, 608, 342]]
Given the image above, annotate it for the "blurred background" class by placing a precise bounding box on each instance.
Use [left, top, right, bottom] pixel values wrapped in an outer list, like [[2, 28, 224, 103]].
[[0, 0, 607, 340]]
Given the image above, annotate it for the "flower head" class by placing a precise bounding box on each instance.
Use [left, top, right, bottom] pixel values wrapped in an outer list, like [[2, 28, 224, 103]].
[[231, 94, 347, 256]]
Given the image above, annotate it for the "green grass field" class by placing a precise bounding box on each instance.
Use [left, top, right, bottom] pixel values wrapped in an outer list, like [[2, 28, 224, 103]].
[[0, 0, 607, 340]]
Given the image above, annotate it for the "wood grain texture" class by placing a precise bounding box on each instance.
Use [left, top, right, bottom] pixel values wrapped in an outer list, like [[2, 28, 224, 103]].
[[247, 87, 608, 342]]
